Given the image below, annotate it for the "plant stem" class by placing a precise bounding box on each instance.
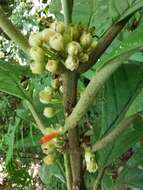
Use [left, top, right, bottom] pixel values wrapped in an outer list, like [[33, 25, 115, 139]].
[[62, 71, 84, 190], [64, 154, 73, 190], [92, 114, 139, 152], [0, 6, 30, 54], [61, 0, 73, 24], [26, 101, 47, 135], [93, 167, 106, 190]]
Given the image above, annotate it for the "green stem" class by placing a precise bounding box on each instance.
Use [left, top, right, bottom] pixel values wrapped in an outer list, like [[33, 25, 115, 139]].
[[93, 167, 106, 190], [61, 0, 73, 24], [26, 101, 47, 135], [64, 154, 73, 190], [0, 6, 30, 54], [92, 114, 139, 152]]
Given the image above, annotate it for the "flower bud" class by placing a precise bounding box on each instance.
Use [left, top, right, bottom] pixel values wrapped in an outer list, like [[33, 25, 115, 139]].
[[29, 47, 45, 62], [43, 155, 54, 165], [59, 85, 63, 94], [85, 147, 98, 173], [45, 59, 59, 73], [50, 21, 65, 33], [43, 107, 57, 118], [80, 32, 92, 48], [51, 78, 60, 89], [64, 56, 79, 71], [29, 32, 42, 47], [41, 28, 56, 43], [39, 87, 53, 103], [49, 33, 64, 51], [67, 41, 81, 56], [30, 62, 45, 74], [41, 141, 55, 154], [79, 53, 89, 63], [87, 40, 98, 54]]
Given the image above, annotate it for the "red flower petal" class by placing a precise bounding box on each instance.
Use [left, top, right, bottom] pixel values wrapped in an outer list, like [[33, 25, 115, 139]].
[[40, 131, 59, 144]]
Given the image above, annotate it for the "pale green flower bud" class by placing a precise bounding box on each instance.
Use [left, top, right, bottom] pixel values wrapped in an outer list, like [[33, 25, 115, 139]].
[[85, 147, 98, 173], [45, 59, 59, 73], [43, 107, 57, 118], [29, 32, 42, 47], [67, 41, 81, 56], [51, 78, 60, 89], [49, 33, 64, 51], [41, 141, 55, 154], [41, 28, 56, 43], [29, 47, 45, 62], [50, 21, 65, 33], [80, 32, 92, 48], [64, 56, 79, 71], [87, 40, 98, 54], [79, 53, 89, 63], [39, 87, 53, 104], [30, 62, 45, 74]]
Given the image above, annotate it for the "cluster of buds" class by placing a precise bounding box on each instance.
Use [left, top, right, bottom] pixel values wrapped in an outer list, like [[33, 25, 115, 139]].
[[40, 128, 60, 165], [39, 77, 61, 118], [84, 147, 98, 173], [29, 21, 97, 73]]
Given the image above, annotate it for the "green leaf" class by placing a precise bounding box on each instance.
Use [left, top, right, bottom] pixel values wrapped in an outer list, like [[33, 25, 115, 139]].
[[0, 60, 30, 99], [108, 0, 136, 20], [118, 0, 143, 22], [49, 0, 63, 20], [100, 64, 143, 136], [39, 163, 66, 190], [5, 117, 21, 165]]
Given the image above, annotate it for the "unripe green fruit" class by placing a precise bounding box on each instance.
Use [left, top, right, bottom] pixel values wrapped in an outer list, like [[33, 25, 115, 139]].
[[39, 87, 53, 103], [79, 53, 89, 63], [51, 78, 60, 89], [30, 62, 45, 74], [29, 32, 42, 47], [49, 33, 64, 51], [46, 59, 59, 73], [29, 47, 45, 62], [64, 55, 79, 71], [80, 32, 92, 48], [67, 41, 81, 56], [41, 28, 56, 43], [50, 21, 65, 33], [43, 107, 57, 118], [43, 154, 54, 165]]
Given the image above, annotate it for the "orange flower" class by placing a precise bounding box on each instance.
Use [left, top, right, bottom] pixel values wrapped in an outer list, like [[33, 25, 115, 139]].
[[40, 131, 59, 144]]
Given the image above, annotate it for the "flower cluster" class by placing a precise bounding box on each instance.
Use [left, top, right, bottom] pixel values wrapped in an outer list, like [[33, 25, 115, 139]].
[[29, 21, 97, 73], [40, 128, 59, 165]]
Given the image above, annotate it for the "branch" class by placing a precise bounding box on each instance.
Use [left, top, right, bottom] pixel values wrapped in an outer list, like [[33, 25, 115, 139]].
[[26, 101, 47, 135], [61, 0, 73, 24], [64, 53, 131, 132], [93, 167, 106, 190], [92, 114, 139, 152], [77, 17, 132, 73], [0, 6, 30, 54]]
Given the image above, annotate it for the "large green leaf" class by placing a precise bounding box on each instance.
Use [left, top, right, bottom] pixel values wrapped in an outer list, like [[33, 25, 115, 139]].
[[109, 0, 135, 20], [0, 60, 30, 99], [100, 64, 143, 136]]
